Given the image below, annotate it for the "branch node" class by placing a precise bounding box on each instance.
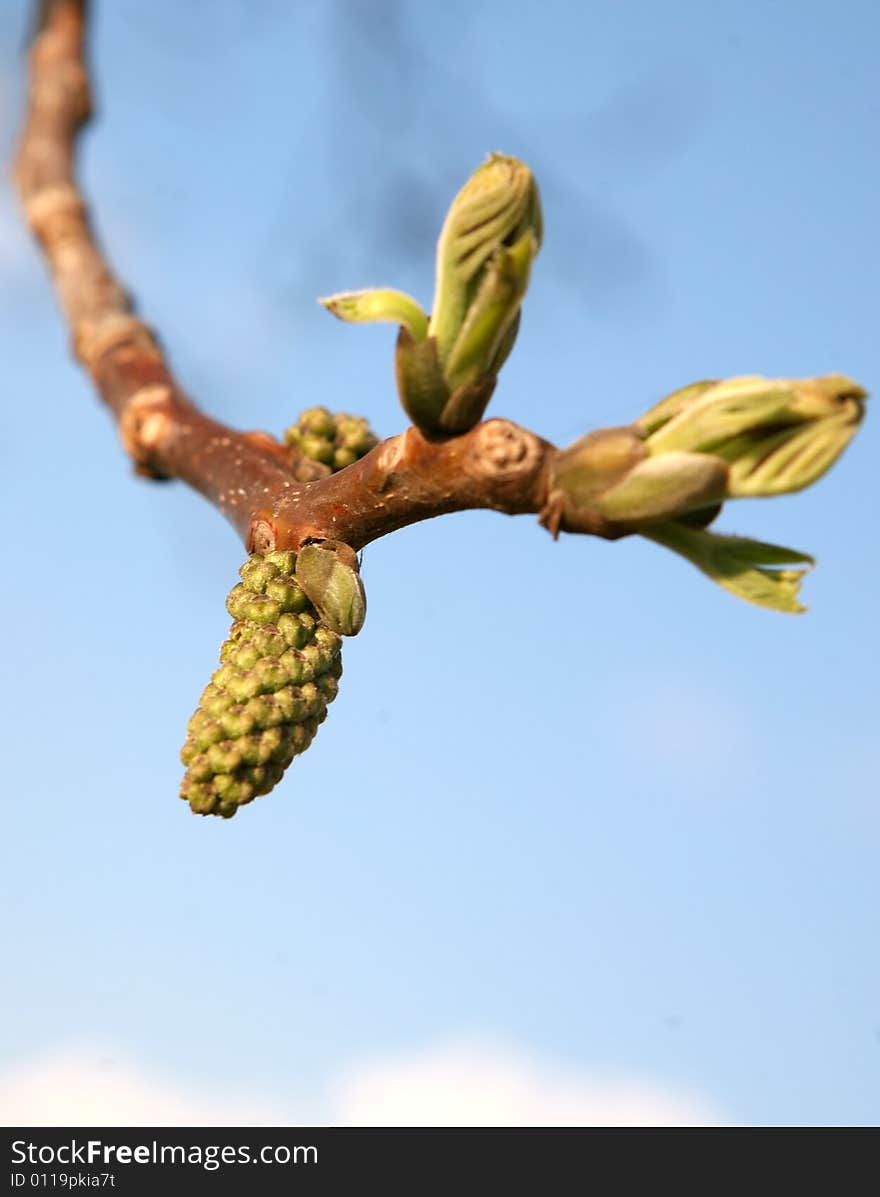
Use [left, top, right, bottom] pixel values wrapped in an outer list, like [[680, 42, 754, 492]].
[[75, 313, 151, 370], [374, 435, 408, 478], [12, 0, 583, 553], [458, 419, 546, 504], [23, 181, 84, 235], [248, 518, 277, 556], [473, 418, 537, 474], [118, 383, 173, 475]]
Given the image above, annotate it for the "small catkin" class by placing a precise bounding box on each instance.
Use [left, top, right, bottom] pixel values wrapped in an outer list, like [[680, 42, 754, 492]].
[[180, 550, 342, 818], [284, 406, 378, 471]]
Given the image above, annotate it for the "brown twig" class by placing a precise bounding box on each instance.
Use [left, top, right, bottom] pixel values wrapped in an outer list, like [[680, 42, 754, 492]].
[[14, 0, 613, 552]]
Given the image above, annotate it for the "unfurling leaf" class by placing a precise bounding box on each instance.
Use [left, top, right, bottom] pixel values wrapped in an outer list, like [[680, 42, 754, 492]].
[[639, 373, 866, 497], [429, 153, 542, 365], [642, 522, 814, 614], [320, 153, 542, 438], [547, 373, 866, 609], [319, 289, 428, 342]]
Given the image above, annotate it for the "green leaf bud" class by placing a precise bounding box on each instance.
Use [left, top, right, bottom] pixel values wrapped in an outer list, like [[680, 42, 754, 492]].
[[429, 154, 542, 364], [394, 328, 451, 435], [594, 452, 729, 525], [549, 374, 866, 547], [294, 541, 367, 637], [551, 427, 647, 510], [441, 228, 538, 394], [639, 374, 866, 498], [320, 154, 541, 439], [635, 380, 719, 438]]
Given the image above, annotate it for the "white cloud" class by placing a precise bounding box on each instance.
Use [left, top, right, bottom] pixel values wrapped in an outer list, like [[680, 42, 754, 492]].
[[332, 1039, 726, 1127], [0, 1046, 285, 1128], [0, 1038, 728, 1128]]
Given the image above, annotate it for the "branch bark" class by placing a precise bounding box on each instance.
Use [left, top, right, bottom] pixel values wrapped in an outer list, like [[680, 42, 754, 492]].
[[14, 0, 615, 552]]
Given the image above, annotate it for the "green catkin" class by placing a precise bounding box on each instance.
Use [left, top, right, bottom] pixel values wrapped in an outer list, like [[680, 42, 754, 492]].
[[180, 549, 342, 818], [181, 412, 373, 818], [283, 406, 379, 471]]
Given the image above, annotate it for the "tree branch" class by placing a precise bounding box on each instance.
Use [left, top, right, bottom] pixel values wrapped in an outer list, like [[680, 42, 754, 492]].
[[14, 0, 599, 553]]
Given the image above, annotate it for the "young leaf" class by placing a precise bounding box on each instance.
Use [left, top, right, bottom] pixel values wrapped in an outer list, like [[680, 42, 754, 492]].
[[642, 522, 815, 614], [319, 289, 428, 341]]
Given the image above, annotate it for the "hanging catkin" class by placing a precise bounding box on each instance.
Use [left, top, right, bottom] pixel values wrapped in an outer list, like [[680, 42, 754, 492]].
[[180, 550, 342, 818]]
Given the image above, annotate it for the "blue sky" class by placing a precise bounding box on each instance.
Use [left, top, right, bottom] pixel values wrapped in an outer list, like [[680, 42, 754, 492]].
[[0, 0, 877, 1126]]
